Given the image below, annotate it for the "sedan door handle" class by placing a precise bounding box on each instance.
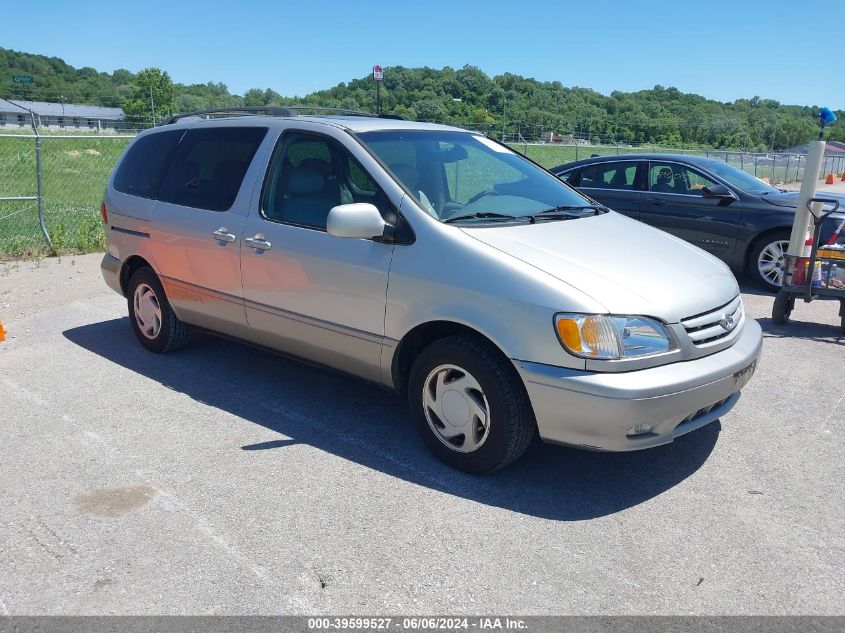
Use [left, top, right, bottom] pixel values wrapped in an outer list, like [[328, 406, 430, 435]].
[[212, 227, 236, 243], [245, 234, 272, 251], [646, 197, 667, 205]]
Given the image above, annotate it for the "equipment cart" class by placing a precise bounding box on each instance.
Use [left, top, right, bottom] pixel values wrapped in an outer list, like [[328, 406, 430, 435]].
[[772, 197, 845, 332]]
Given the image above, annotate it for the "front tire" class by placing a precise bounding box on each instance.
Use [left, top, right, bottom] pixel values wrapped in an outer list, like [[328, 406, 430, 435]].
[[748, 230, 790, 292], [127, 267, 191, 353], [408, 335, 535, 473]]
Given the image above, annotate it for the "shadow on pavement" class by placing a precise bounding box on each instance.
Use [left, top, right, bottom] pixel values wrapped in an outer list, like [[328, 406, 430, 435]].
[[757, 316, 844, 345], [737, 281, 775, 298], [64, 318, 720, 522]]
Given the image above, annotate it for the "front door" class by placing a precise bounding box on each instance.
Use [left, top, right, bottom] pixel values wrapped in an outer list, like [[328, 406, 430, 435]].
[[639, 161, 741, 262], [150, 125, 270, 340], [240, 130, 395, 382]]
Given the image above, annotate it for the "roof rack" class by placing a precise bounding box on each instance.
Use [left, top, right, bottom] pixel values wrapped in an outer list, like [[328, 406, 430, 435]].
[[162, 105, 403, 125]]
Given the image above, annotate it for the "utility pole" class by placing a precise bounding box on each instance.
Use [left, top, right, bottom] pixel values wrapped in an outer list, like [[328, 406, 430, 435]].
[[501, 95, 507, 141], [770, 117, 779, 152]]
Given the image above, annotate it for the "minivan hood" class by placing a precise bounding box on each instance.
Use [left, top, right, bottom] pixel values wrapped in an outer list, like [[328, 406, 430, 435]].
[[461, 212, 739, 323]]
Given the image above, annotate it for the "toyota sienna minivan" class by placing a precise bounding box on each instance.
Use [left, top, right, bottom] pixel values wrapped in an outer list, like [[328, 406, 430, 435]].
[[101, 107, 763, 472]]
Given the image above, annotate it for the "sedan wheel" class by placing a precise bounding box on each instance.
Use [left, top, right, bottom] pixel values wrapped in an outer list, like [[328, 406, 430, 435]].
[[749, 230, 793, 292], [422, 363, 491, 453], [756, 239, 789, 288]]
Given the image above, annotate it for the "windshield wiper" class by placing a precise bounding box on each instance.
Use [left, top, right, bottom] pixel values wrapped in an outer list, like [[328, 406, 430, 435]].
[[536, 205, 604, 216], [519, 205, 606, 222], [443, 212, 522, 224]]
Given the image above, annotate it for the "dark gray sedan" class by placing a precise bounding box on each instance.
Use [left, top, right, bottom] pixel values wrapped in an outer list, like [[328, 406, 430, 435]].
[[552, 154, 845, 291]]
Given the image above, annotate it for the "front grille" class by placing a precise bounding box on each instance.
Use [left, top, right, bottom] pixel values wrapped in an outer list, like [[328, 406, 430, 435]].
[[681, 296, 743, 346]]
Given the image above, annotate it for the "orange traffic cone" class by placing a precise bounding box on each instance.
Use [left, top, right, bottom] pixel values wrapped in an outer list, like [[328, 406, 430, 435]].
[[0, 321, 6, 342], [841, 171, 845, 181], [825, 173, 835, 185]]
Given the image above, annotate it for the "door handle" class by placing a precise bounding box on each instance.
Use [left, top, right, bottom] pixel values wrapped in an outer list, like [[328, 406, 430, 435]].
[[646, 197, 667, 205], [212, 227, 236, 243], [245, 234, 272, 251]]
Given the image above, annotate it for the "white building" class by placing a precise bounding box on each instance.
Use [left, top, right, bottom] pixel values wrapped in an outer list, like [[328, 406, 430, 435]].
[[0, 98, 127, 131]]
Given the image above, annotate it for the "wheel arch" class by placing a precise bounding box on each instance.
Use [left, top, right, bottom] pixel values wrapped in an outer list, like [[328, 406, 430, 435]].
[[120, 255, 155, 296], [390, 320, 513, 393]]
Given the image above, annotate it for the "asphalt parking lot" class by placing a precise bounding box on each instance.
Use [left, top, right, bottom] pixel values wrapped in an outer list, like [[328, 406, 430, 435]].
[[0, 253, 842, 615]]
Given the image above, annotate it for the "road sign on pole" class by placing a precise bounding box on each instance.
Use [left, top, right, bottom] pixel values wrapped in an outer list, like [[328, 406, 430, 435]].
[[12, 75, 33, 84], [373, 65, 383, 114]]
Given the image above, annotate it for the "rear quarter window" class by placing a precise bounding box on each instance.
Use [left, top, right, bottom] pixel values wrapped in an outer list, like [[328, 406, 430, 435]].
[[157, 127, 268, 211], [112, 130, 183, 199]]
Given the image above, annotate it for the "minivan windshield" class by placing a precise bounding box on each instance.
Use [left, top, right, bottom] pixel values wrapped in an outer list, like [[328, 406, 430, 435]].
[[357, 130, 596, 223]]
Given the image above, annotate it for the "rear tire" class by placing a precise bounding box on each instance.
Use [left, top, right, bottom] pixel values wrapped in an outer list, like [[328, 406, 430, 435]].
[[772, 289, 794, 325], [748, 230, 791, 293], [127, 267, 191, 353], [407, 335, 535, 473]]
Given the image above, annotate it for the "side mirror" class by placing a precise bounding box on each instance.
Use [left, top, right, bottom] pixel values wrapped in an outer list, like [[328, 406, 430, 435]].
[[701, 184, 737, 201], [327, 203, 387, 240]]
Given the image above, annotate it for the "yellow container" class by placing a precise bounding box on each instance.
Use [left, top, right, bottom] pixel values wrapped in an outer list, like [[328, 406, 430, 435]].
[[817, 247, 845, 260]]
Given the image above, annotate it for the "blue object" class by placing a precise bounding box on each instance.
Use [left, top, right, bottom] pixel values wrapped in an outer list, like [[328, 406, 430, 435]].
[[820, 107, 837, 126]]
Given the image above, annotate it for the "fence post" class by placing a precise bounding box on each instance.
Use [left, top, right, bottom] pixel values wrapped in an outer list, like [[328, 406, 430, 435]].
[[34, 130, 51, 250], [785, 155, 790, 182], [772, 155, 776, 183], [754, 154, 758, 177]]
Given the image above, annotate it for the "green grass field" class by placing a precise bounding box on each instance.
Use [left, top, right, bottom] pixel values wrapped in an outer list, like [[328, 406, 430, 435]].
[[0, 136, 130, 258]]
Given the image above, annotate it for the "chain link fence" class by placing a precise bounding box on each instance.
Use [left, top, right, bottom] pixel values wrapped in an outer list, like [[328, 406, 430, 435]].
[[2, 131, 844, 259], [0, 133, 132, 258]]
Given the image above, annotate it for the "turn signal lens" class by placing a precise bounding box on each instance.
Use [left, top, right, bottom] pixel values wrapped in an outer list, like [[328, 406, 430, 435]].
[[555, 318, 582, 352], [555, 313, 675, 360], [100, 201, 108, 225]]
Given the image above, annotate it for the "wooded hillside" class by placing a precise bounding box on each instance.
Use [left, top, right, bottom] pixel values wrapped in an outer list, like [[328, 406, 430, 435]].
[[2, 47, 842, 150]]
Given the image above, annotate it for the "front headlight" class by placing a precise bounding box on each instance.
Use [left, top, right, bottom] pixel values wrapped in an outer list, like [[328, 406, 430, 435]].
[[555, 314, 676, 360]]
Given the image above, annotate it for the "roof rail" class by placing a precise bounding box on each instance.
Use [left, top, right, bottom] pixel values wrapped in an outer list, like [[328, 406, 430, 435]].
[[162, 106, 293, 125], [162, 105, 403, 125]]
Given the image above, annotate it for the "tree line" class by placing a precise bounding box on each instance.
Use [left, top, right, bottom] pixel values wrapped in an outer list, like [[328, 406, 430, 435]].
[[2, 47, 842, 150]]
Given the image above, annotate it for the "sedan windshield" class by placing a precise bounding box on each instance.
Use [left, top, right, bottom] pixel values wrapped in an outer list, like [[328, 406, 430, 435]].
[[701, 159, 779, 195], [356, 130, 596, 223]]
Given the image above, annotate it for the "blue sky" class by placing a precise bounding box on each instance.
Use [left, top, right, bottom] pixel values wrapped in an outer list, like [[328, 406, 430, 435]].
[[2, 0, 843, 108]]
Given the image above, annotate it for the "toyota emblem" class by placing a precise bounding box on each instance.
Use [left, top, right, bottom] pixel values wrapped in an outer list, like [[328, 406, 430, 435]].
[[720, 313, 736, 331]]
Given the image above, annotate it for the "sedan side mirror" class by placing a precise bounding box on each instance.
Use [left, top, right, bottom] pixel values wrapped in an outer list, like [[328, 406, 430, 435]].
[[327, 203, 388, 240], [701, 184, 737, 201]]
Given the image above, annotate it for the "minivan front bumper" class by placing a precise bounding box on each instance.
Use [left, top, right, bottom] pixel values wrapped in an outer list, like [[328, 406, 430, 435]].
[[515, 318, 763, 451]]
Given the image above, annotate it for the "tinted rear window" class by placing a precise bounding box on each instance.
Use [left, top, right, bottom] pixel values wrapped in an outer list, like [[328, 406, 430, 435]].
[[112, 130, 183, 199], [157, 127, 268, 211]]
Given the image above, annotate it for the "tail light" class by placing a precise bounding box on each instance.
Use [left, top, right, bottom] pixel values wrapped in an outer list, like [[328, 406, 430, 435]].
[[100, 201, 108, 225]]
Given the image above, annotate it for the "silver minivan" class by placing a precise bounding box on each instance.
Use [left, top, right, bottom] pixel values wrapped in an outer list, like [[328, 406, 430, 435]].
[[101, 108, 762, 473]]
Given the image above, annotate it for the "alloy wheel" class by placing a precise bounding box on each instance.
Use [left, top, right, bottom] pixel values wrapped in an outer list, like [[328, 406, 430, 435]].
[[757, 239, 790, 287]]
